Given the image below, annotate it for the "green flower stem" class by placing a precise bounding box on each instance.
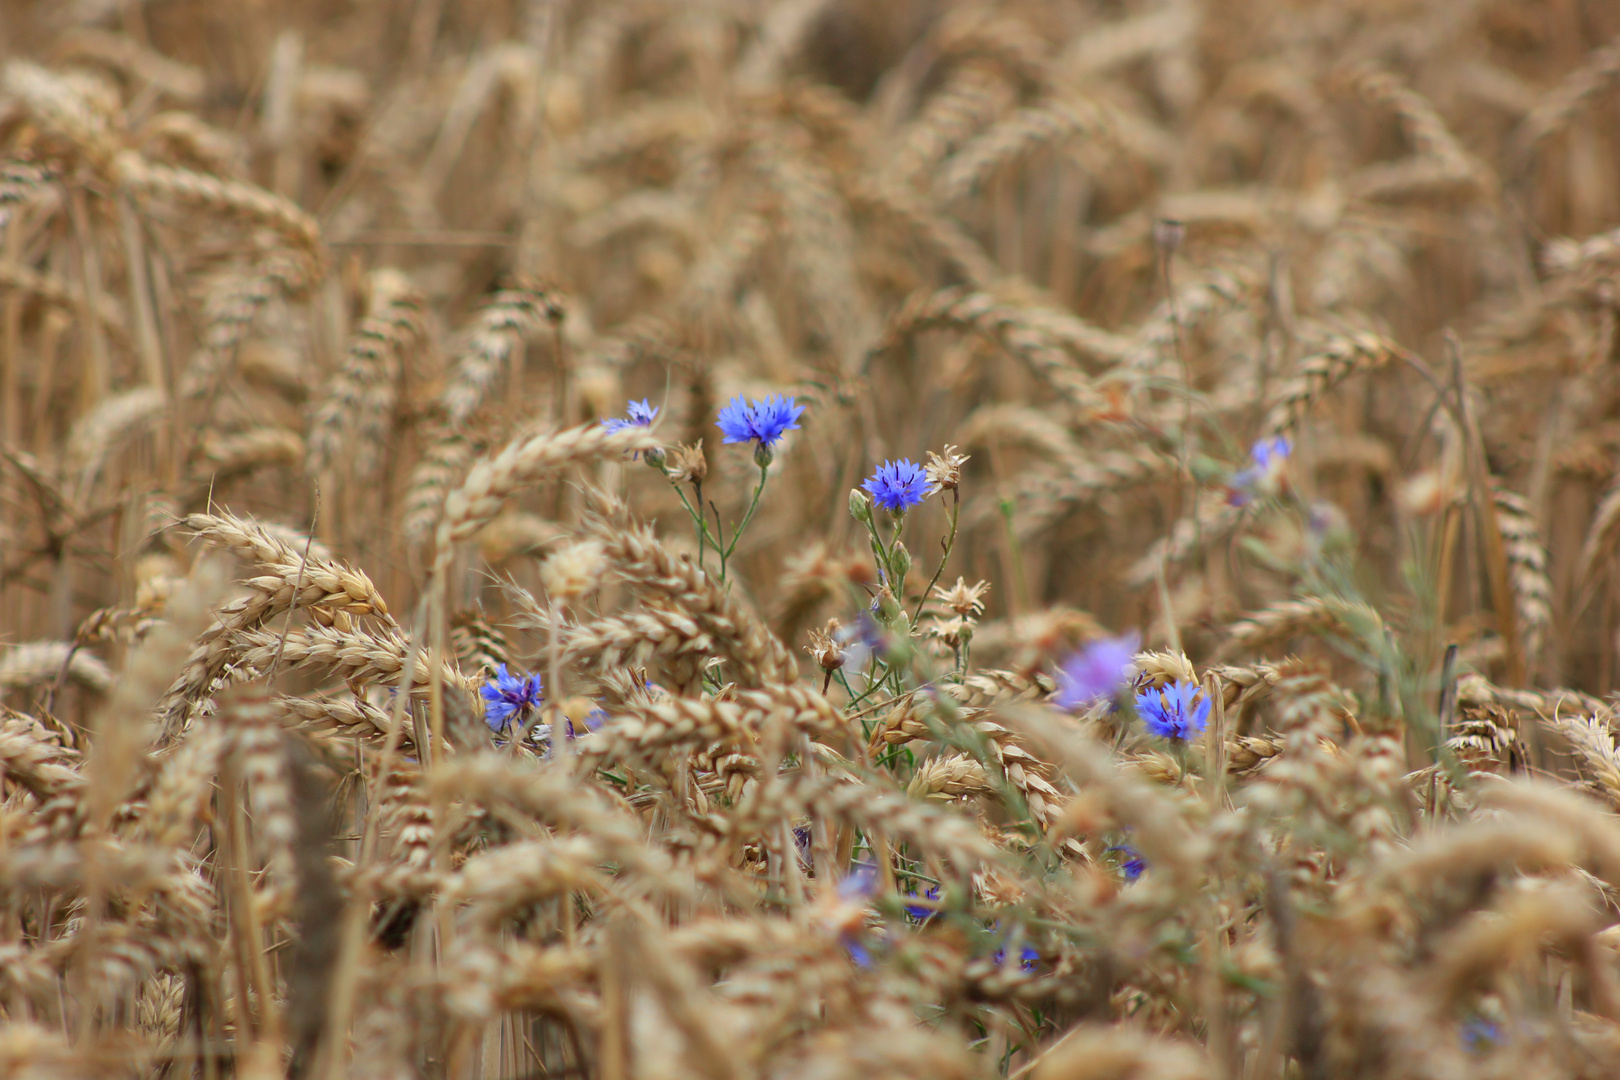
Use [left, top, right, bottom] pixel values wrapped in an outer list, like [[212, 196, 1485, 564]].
[[670, 480, 715, 571], [845, 661, 890, 709], [862, 515, 892, 584], [719, 462, 769, 582], [912, 489, 960, 625]]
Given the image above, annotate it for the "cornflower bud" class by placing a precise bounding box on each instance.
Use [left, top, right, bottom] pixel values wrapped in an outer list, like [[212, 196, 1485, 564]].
[[849, 488, 874, 526], [889, 540, 912, 582], [871, 582, 902, 623]]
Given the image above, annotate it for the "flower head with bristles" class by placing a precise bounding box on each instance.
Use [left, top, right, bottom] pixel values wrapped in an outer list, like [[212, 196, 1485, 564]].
[[1134, 679, 1210, 741], [926, 615, 975, 649], [806, 619, 846, 671], [666, 441, 707, 483], [933, 577, 990, 617], [480, 664, 543, 733], [717, 394, 803, 448], [862, 459, 930, 513], [924, 445, 969, 492]]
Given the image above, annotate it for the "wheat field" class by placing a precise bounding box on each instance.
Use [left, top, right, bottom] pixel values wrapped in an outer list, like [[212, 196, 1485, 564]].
[[3, 1, 1620, 1077]]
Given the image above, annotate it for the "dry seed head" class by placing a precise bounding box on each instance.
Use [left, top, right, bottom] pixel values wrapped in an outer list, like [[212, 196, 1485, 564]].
[[805, 620, 845, 671], [927, 616, 977, 649], [666, 441, 708, 484], [924, 444, 970, 491], [933, 576, 990, 617]]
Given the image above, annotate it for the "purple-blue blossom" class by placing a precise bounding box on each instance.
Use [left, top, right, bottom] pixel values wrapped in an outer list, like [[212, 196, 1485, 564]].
[[1055, 632, 1140, 708], [905, 884, 940, 922], [836, 864, 880, 968], [839, 863, 878, 901], [1462, 1018, 1501, 1053], [992, 945, 1041, 972], [1109, 844, 1147, 882], [862, 459, 930, 513], [835, 613, 888, 671], [602, 398, 658, 433], [480, 664, 543, 733], [1135, 680, 1211, 741], [1230, 435, 1292, 505], [717, 394, 804, 448]]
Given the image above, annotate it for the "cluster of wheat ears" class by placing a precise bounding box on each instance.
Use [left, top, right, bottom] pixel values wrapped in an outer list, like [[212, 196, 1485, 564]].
[[8, 1, 1620, 1078]]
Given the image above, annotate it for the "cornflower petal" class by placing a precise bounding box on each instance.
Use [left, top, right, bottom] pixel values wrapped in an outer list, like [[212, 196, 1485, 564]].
[[1055, 631, 1140, 708], [602, 398, 659, 433], [717, 394, 804, 447], [479, 663, 544, 733], [904, 884, 941, 922], [1134, 679, 1209, 741], [1230, 435, 1293, 505], [861, 459, 931, 512]]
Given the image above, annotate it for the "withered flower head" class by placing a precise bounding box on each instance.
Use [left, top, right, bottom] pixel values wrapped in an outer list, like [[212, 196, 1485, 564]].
[[805, 618, 846, 671], [932, 576, 990, 617], [927, 615, 976, 648], [925, 444, 970, 492], [667, 441, 708, 484]]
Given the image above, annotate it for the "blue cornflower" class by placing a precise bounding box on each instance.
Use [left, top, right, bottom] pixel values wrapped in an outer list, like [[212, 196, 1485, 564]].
[[988, 922, 1040, 972], [1055, 632, 1141, 709], [835, 864, 880, 967], [480, 664, 543, 733], [1135, 680, 1211, 741], [717, 394, 804, 448], [839, 863, 878, 901], [905, 884, 941, 922], [1462, 1018, 1501, 1053], [602, 398, 658, 433], [603, 399, 660, 461], [862, 459, 930, 513], [1230, 435, 1292, 505], [991, 945, 1041, 972], [835, 614, 888, 675], [1108, 844, 1147, 882]]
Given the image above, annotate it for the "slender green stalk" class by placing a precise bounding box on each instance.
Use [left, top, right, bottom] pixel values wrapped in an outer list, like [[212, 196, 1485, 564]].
[[670, 480, 715, 571], [912, 490, 961, 625], [719, 463, 769, 582]]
